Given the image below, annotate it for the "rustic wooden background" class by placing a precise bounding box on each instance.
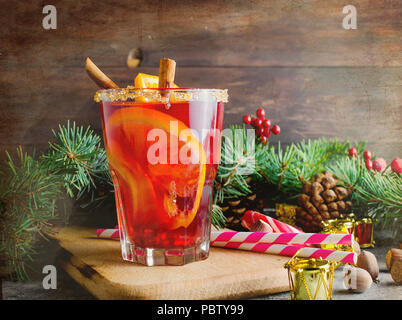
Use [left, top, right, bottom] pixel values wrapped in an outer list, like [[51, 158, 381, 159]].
[[0, 0, 401, 162]]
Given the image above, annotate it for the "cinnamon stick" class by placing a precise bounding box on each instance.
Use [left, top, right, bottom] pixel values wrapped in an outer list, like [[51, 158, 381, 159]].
[[158, 58, 176, 88], [85, 57, 119, 89]]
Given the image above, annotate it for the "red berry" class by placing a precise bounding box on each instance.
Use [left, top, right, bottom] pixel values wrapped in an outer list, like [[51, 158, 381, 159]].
[[348, 147, 357, 157], [260, 136, 267, 145], [250, 117, 257, 127], [262, 119, 271, 128], [256, 108, 265, 119], [243, 115, 252, 124], [372, 158, 387, 172], [391, 157, 402, 174], [257, 127, 265, 136], [271, 125, 280, 135], [263, 129, 271, 138], [363, 150, 372, 160], [255, 118, 263, 128], [365, 159, 373, 170]]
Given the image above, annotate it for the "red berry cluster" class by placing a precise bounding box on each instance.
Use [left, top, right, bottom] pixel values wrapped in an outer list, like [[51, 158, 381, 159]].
[[243, 108, 280, 145], [348, 147, 401, 174]]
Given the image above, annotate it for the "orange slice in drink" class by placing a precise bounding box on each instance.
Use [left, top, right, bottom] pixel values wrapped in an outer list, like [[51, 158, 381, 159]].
[[134, 73, 178, 102], [134, 73, 189, 103], [106, 107, 206, 230], [135, 73, 179, 89]]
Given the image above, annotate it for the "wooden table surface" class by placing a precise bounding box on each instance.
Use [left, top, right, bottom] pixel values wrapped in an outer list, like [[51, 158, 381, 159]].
[[51, 226, 290, 300], [2, 242, 401, 300]]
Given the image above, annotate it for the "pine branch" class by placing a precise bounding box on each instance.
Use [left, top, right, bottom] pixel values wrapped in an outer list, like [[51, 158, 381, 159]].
[[252, 137, 354, 197], [41, 121, 106, 199], [41, 122, 101, 198], [214, 125, 256, 203], [0, 147, 62, 281], [212, 131, 397, 233], [325, 155, 402, 238], [211, 204, 226, 229]]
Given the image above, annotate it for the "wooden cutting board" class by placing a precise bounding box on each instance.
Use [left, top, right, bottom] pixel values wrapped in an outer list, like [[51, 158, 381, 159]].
[[53, 226, 290, 300]]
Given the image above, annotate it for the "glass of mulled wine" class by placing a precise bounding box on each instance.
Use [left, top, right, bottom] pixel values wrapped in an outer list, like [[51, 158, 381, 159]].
[[95, 88, 227, 266]]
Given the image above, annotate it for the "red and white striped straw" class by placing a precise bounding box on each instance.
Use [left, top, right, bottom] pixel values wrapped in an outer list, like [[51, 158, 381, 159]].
[[241, 210, 302, 233], [211, 231, 353, 246], [95, 228, 356, 264], [212, 241, 357, 264], [97, 228, 119, 239]]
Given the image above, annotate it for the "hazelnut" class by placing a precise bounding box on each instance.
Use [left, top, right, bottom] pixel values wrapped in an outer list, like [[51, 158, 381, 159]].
[[391, 259, 402, 284], [357, 251, 379, 281], [344, 267, 373, 293], [385, 248, 402, 270]]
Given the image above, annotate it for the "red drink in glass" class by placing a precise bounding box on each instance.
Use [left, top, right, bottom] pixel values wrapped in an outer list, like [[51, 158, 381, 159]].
[[96, 88, 226, 265]]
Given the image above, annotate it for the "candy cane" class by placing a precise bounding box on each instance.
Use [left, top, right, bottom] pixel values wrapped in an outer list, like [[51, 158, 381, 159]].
[[212, 241, 357, 264], [211, 231, 353, 246]]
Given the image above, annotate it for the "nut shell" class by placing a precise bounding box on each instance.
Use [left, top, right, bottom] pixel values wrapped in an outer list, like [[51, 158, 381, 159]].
[[344, 267, 373, 293], [385, 248, 402, 270], [391, 259, 402, 284], [357, 251, 379, 281]]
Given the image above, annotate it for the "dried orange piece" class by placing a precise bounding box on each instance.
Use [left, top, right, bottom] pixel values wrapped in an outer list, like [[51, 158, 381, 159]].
[[134, 73, 188, 103]]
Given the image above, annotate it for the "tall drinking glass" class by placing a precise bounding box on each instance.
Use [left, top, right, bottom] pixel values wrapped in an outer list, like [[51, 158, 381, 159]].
[[95, 88, 227, 266]]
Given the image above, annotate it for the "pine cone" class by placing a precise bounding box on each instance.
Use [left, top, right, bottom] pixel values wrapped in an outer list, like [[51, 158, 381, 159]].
[[296, 171, 353, 232], [221, 193, 264, 230]]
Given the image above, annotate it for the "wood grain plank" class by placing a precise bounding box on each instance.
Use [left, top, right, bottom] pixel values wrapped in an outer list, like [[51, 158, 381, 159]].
[[53, 226, 290, 300], [0, 0, 401, 68], [1, 66, 401, 161]]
